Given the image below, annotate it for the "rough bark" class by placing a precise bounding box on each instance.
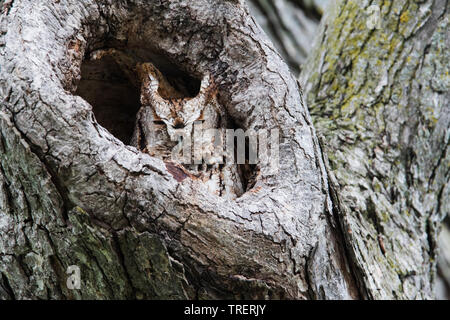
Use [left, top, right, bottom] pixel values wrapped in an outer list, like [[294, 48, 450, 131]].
[[300, 0, 449, 299], [0, 0, 447, 301], [436, 218, 450, 299], [0, 0, 359, 299], [248, 0, 326, 75]]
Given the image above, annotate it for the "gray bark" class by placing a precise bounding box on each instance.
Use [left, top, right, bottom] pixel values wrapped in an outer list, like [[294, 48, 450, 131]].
[[0, 0, 447, 300], [247, 0, 325, 75], [436, 219, 450, 299], [250, 0, 450, 300], [300, 0, 449, 299], [0, 0, 357, 299]]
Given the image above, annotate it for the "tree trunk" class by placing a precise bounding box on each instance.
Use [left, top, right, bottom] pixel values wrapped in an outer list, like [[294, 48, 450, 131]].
[[300, 0, 449, 299], [436, 219, 450, 299], [0, 0, 447, 300], [247, 0, 325, 75], [0, 0, 359, 300]]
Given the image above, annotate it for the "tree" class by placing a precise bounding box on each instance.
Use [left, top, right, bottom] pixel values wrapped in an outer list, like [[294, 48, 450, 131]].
[[0, 0, 447, 300], [250, 0, 450, 300], [299, 0, 449, 299], [437, 219, 450, 299]]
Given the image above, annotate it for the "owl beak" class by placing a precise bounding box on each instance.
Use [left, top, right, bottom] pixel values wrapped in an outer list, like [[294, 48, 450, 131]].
[[173, 118, 185, 129]]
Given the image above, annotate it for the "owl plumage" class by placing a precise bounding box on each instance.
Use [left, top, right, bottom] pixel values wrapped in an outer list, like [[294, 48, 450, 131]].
[[89, 49, 244, 199]]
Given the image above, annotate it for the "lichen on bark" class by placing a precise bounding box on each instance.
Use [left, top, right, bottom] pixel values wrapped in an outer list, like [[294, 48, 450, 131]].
[[301, 0, 449, 299]]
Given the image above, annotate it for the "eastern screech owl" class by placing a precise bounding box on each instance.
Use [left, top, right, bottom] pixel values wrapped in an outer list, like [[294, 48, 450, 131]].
[[90, 49, 244, 199]]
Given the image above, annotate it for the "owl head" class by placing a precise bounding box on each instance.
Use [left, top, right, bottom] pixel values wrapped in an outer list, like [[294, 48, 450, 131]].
[[140, 64, 216, 141]]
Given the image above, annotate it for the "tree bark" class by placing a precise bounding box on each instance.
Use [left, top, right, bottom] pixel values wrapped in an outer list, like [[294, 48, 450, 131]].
[[247, 0, 325, 75], [0, 0, 447, 300], [300, 0, 449, 299], [436, 218, 450, 299], [0, 0, 359, 299]]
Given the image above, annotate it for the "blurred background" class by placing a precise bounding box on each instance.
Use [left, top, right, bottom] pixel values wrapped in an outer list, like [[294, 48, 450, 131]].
[[247, 0, 450, 300]]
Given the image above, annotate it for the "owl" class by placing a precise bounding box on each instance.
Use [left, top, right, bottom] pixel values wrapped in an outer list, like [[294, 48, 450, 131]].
[[88, 49, 245, 199], [131, 62, 244, 199]]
